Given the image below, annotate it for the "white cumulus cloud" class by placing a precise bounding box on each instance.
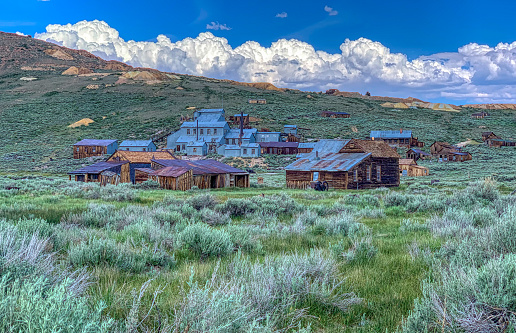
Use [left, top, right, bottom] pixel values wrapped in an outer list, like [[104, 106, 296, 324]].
[[276, 12, 288, 18], [34, 20, 516, 102], [324, 5, 338, 16], [206, 21, 231, 31]]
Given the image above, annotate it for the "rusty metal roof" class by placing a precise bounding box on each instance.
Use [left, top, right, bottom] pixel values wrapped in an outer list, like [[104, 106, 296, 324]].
[[285, 152, 371, 172], [73, 139, 117, 146], [68, 161, 128, 175], [312, 140, 350, 153], [152, 159, 248, 175], [151, 166, 191, 177]]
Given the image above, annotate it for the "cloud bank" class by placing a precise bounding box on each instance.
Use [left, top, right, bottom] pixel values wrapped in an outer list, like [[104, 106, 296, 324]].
[[275, 12, 288, 18], [35, 20, 516, 102], [206, 21, 231, 31], [324, 6, 338, 16]]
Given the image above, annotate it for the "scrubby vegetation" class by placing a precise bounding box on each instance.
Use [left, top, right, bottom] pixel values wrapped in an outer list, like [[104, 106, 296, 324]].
[[1, 172, 515, 331]]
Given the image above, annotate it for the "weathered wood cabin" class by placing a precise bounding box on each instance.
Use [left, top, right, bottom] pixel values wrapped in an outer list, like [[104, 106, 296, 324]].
[[149, 159, 249, 189], [481, 132, 516, 147], [482, 132, 500, 142], [406, 148, 431, 161], [321, 111, 351, 118], [68, 161, 128, 184], [430, 142, 472, 162], [148, 167, 194, 190], [285, 139, 400, 190], [370, 130, 424, 148], [228, 113, 250, 128], [73, 139, 118, 159], [259, 142, 299, 155], [471, 112, 489, 119], [106, 150, 176, 183], [248, 99, 266, 104], [399, 159, 429, 177]]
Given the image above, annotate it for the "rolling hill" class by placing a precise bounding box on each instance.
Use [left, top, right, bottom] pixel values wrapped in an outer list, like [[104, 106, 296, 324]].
[[0, 31, 515, 174]]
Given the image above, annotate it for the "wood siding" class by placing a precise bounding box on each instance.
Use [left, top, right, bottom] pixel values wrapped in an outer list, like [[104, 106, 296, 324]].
[[154, 170, 193, 190], [73, 145, 107, 159]]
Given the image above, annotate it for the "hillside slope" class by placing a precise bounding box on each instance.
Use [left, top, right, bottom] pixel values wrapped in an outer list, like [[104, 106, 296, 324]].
[[0, 32, 515, 173]]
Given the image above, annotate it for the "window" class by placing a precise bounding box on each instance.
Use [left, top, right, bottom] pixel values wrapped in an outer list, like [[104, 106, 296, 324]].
[[377, 166, 381, 181], [226, 139, 229, 144], [143, 148, 146, 152], [92, 147, 96, 153], [207, 129, 211, 135], [233, 139, 236, 144], [182, 144, 185, 150], [193, 148, 197, 153], [367, 166, 371, 181], [200, 129, 204, 135], [187, 129, 191, 135], [313, 172, 319, 181], [193, 129, 196, 135], [214, 129, 217, 135], [251, 149, 255, 154], [126, 148, 130, 151], [353, 169, 358, 182], [76, 147, 79, 152], [243, 149, 247, 154]]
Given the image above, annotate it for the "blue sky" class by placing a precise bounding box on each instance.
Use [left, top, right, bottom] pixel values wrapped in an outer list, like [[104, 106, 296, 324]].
[[3, 0, 516, 103]]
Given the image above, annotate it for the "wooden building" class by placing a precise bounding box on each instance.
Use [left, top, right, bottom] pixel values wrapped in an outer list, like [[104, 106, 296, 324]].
[[68, 161, 128, 183], [248, 99, 266, 104], [399, 159, 429, 177], [430, 142, 472, 162], [149, 167, 194, 190], [297, 142, 315, 154], [370, 130, 424, 148], [107, 150, 176, 183], [119, 140, 157, 152], [321, 111, 351, 118], [285, 139, 400, 190], [151, 159, 249, 189], [482, 132, 500, 142], [73, 139, 118, 159], [486, 138, 516, 147], [471, 112, 489, 119], [406, 148, 431, 161], [259, 142, 299, 155], [228, 113, 250, 127]]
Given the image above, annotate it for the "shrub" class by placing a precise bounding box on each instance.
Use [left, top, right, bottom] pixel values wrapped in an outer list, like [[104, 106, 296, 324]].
[[343, 237, 378, 263], [200, 208, 231, 226], [178, 223, 233, 258], [216, 198, 258, 217], [312, 212, 363, 236], [399, 219, 429, 233], [226, 225, 263, 253], [186, 193, 218, 210]]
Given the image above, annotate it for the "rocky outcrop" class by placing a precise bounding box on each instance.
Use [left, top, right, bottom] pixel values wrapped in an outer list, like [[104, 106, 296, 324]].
[[62, 66, 94, 75]]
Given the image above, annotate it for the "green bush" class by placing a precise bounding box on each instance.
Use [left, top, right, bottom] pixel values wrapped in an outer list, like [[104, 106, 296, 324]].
[[178, 223, 233, 258]]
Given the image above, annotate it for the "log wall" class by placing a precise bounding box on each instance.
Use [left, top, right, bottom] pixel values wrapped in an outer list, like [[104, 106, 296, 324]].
[[73, 145, 107, 159]]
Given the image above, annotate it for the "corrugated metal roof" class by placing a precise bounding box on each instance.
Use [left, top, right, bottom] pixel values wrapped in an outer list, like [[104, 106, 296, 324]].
[[181, 121, 228, 128], [74, 139, 117, 146], [370, 130, 412, 139], [151, 166, 191, 177], [233, 114, 249, 117], [298, 143, 316, 149], [259, 142, 299, 148], [225, 143, 260, 150], [199, 108, 224, 113], [68, 161, 128, 174], [284, 125, 297, 128], [257, 132, 281, 134], [285, 152, 371, 172], [187, 141, 207, 147], [175, 136, 224, 144], [407, 148, 430, 155], [312, 140, 350, 153], [119, 140, 153, 147], [225, 128, 257, 139], [152, 159, 248, 175]]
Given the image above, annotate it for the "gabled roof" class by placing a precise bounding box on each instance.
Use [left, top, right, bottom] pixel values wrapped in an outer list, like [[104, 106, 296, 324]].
[[352, 139, 401, 158], [68, 161, 128, 175], [108, 150, 176, 163], [285, 152, 371, 172], [119, 140, 154, 147], [298, 142, 316, 149], [284, 125, 297, 128], [152, 159, 248, 175], [312, 140, 351, 154], [399, 159, 417, 165], [181, 121, 228, 128], [73, 139, 117, 146], [370, 130, 413, 139], [151, 166, 191, 177]]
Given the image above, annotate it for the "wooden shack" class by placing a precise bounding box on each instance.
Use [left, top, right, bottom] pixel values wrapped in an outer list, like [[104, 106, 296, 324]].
[[285, 139, 400, 190], [406, 148, 431, 161], [150, 167, 193, 190], [151, 159, 249, 189], [486, 138, 516, 147], [370, 130, 424, 148], [228, 113, 251, 128], [321, 111, 351, 118], [399, 159, 429, 177], [471, 112, 489, 119], [248, 99, 266, 104], [430, 142, 472, 162], [482, 132, 500, 142], [73, 139, 118, 159], [68, 161, 128, 183], [259, 142, 299, 155], [107, 150, 176, 183]]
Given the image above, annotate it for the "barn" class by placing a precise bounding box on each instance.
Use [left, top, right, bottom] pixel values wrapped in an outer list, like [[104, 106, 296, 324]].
[[151, 159, 249, 189], [106, 150, 177, 183], [73, 139, 118, 159], [285, 139, 400, 190], [399, 159, 429, 177], [68, 161, 128, 184], [370, 130, 424, 148]]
